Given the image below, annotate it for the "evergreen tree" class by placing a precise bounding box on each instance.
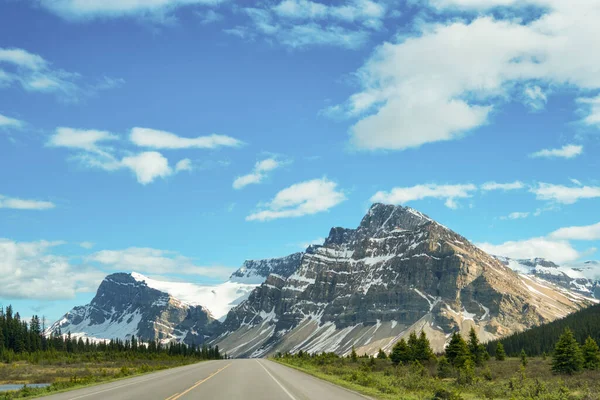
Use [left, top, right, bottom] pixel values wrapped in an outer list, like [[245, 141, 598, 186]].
[[376, 348, 387, 360], [552, 328, 583, 374], [415, 331, 435, 362], [520, 349, 528, 367], [581, 336, 600, 370], [495, 342, 506, 361], [350, 346, 358, 362], [390, 339, 411, 366], [467, 327, 485, 365], [445, 333, 469, 368], [407, 331, 419, 360]]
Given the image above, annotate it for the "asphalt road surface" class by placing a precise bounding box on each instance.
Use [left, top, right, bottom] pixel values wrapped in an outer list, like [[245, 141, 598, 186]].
[[43, 359, 371, 400]]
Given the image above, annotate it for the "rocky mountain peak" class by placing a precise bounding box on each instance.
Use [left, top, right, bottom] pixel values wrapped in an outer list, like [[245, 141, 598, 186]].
[[358, 203, 432, 234]]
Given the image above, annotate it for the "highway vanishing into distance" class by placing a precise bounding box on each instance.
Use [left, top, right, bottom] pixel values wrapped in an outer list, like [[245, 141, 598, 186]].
[[44, 359, 371, 400]]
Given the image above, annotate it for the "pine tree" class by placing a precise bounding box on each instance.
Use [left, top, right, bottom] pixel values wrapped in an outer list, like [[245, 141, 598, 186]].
[[350, 346, 358, 362], [495, 342, 506, 361], [446, 333, 469, 368], [467, 327, 484, 365], [377, 348, 387, 360], [390, 339, 411, 366], [520, 349, 528, 367], [415, 331, 435, 362], [407, 331, 419, 360], [581, 336, 600, 370], [552, 328, 583, 374]]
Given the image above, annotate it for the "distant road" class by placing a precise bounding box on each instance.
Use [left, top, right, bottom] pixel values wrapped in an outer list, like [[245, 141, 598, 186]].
[[43, 359, 371, 400]]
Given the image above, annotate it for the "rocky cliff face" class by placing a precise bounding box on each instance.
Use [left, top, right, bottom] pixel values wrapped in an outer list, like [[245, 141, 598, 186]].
[[229, 253, 303, 284], [214, 204, 596, 358], [48, 273, 220, 345], [499, 257, 600, 299]]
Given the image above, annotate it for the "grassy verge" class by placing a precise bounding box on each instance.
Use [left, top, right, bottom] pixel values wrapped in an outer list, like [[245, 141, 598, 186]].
[[274, 355, 600, 400], [0, 356, 203, 399]]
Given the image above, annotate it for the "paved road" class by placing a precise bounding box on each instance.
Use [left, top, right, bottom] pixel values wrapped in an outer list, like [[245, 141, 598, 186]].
[[43, 359, 371, 400]]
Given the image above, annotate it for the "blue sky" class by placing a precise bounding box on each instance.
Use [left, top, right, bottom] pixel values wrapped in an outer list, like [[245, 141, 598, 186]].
[[1, 0, 599, 322]]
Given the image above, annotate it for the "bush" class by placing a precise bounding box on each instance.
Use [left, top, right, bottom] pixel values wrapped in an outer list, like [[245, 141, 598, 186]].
[[432, 387, 463, 400]]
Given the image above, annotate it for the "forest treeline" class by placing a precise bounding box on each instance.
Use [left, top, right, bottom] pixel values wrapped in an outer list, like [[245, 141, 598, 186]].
[[486, 303, 600, 356], [0, 305, 224, 362]]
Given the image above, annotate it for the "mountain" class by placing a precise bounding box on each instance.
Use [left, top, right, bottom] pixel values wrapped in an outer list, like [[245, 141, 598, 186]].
[[486, 302, 600, 356], [47, 254, 302, 343], [214, 203, 596, 358], [498, 257, 600, 299], [48, 273, 221, 344], [229, 252, 303, 284]]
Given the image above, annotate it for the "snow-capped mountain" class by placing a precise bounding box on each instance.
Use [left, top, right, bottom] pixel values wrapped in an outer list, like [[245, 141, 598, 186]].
[[498, 257, 600, 299], [48, 273, 221, 344], [214, 203, 597, 358], [229, 253, 303, 284], [48, 255, 303, 343]]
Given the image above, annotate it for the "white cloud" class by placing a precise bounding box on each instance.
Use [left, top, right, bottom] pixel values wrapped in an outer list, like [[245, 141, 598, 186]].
[[477, 237, 581, 264], [48, 127, 118, 153], [577, 94, 600, 127], [0, 113, 24, 129], [87, 247, 236, 279], [0, 238, 104, 300], [272, 0, 386, 28], [481, 181, 525, 191], [79, 241, 95, 249], [175, 158, 193, 172], [371, 183, 477, 209], [523, 85, 547, 111], [531, 183, 600, 204], [121, 151, 173, 185], [197, 9, 223, 24], [530, 144, 583, 159], [233, 157, 283, 189], [228, 0, 385, 49], [37, 0, 224, 21], [247, 178, 346, 221], [550, 221, 600, 241], [0, 195, 55, 210], [332, 1, 600, 150], [130, 127, 242, 150], [501, 211, 530, 220]]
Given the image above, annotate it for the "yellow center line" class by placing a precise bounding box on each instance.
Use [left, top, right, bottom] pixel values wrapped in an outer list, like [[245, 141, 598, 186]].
[[165, 363, 231, 400]]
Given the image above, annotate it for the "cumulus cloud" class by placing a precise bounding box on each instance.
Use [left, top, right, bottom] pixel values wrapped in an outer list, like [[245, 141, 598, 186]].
[[0, 113, 24, 129], [36, 0, 224, 21], [49, 127, 226, 184], [531, 183, 600, 204], [0, 195, 55, 210], [477, 237, 581, 264], [130, 127, 242, 150], [530, 144, 583, 159], [0, 238, 104, 300], [48, 127, 118, 153], [330, 1, 600, 150], [247, 178, 346, 221], [371, 183, 477, 209], [481, 181, 525, 191], [87, 247, 236, 279], [121, 151, 173, 185], [550, 221, 600, 241], [233, 158, 283, 189], [175, 158, 193, 172]]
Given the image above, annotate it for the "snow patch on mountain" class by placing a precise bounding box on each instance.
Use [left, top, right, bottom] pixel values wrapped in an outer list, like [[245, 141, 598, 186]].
[[131, 272, 257, 320]]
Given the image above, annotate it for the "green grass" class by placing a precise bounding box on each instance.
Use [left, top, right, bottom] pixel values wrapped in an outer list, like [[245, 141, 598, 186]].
[[0, 354, 204, 399], [274, 355, 600, 400]]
